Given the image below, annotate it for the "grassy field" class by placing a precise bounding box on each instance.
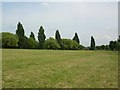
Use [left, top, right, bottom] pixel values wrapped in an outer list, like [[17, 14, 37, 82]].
[[2, 49, 118, 88]]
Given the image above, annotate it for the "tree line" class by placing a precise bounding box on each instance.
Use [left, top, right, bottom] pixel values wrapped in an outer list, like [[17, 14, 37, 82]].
[[1, 22, 120, 51]]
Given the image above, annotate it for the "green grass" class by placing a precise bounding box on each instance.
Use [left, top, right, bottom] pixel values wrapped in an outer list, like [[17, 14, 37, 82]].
[[2, 49, 118, 88]]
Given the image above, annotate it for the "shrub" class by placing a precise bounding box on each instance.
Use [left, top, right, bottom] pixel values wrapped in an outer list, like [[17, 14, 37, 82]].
[[60, 39, 79, 50], [28, 37, 39, 49], [2, 32, 19, 48], [44, 37, 60, 49]]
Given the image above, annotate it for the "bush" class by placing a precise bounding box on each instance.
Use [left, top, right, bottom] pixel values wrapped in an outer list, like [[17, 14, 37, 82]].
[[60, 39, 79, 50], [78, 45, 86, 50], [28, 37, 39, 49], [2, 32, 19, 48], [44, 37, 61, 49]]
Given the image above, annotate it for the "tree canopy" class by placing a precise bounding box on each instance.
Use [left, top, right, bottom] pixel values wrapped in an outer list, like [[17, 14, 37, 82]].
[[28, 37, 38, 49], [55, 30, 61, 44], [72, 32, 80, 44], [16, 22, 29, 49], [90, 36, 95, 50], [2, 32, 19, 48], [44, 37, 61, 50], [61, 39, 79, 50], [38, 26, 46, 49], [30, 32, 35, 40], [16, 22, 25, 37], [1, 22, 119, 51]]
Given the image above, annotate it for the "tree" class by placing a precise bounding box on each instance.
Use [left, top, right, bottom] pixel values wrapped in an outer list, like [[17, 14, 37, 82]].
[[116, 41, 120, 51], [109, 41, 115, 51], [38, 26, 46, 49], [72, 32, 80, 44], [55, 30, 61, 44], [96, 45, 110, 50], [30, 32, 35, 40], [117, 36, 120, 51], [90, 36, 95, 50], [18, 36, 30, 49], [2, 32, 19, 48], [79, 45, 86, 50], [28, 32, 38, 49], [109, 41, 118, 51], [61, 39, 79, 50], [118, 35, 120, 43], [105, 45, 110, 50], [28, 37, 39, 49], [16, 22, 24, 38], [108, 36, 120, 51], [16, 22, 29, 48], [44, 37, 60, 49]]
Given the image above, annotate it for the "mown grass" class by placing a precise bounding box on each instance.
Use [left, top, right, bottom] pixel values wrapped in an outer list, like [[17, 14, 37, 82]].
[[2, 49, 118, 88]]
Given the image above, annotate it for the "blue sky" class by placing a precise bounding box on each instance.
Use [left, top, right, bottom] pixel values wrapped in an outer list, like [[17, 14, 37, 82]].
[[2, 2, 118, 46]]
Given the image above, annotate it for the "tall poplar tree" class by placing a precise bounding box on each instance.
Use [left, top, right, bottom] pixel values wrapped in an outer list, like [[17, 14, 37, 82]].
[[72, 32, 80, 44], [16, 22, 29, 48], [30, 32, 35, 40], [90, 36, 95, 50], [16, 22, 24, 37], [38, 26, 46, 49], [55, 30, 61, 44]]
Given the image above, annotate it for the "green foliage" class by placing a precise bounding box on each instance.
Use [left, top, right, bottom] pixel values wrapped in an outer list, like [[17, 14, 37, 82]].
[[108, 36, 120, 51], [61, 39, 79, 50], [16, 22, 24, 37], [72, 32, 80, 44], [118, 35, 120, 43], [78, 45, 87, 50], [2, 32, 19, 48], [117, 36, 120, 51], [109, 41, 116, 51], [30, 32, 35, 40], [38, 26, 46, 49], [28, 37, 39, 49], [116, 41, 120, 51], [16, 22, 28, 49], [44, 37, 60, 49], [18, 36, 29, 49], [90, 36, 95, 50], [29, 32, 38, 49], [109, 41, 119, 51], [55, 30, 61, 44], [3, 22, 120, 51], [96, 45, 110, 50]]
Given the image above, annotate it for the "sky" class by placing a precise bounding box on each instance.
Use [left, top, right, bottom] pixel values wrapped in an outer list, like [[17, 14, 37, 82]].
[[2, 2, 118, 46]]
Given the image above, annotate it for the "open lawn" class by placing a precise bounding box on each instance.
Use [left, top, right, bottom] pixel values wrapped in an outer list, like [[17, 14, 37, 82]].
[[2, 49, 118, 88]]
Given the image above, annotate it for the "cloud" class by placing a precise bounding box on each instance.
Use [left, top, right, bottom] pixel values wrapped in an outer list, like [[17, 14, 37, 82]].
[[41, 3, 50, 8]]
